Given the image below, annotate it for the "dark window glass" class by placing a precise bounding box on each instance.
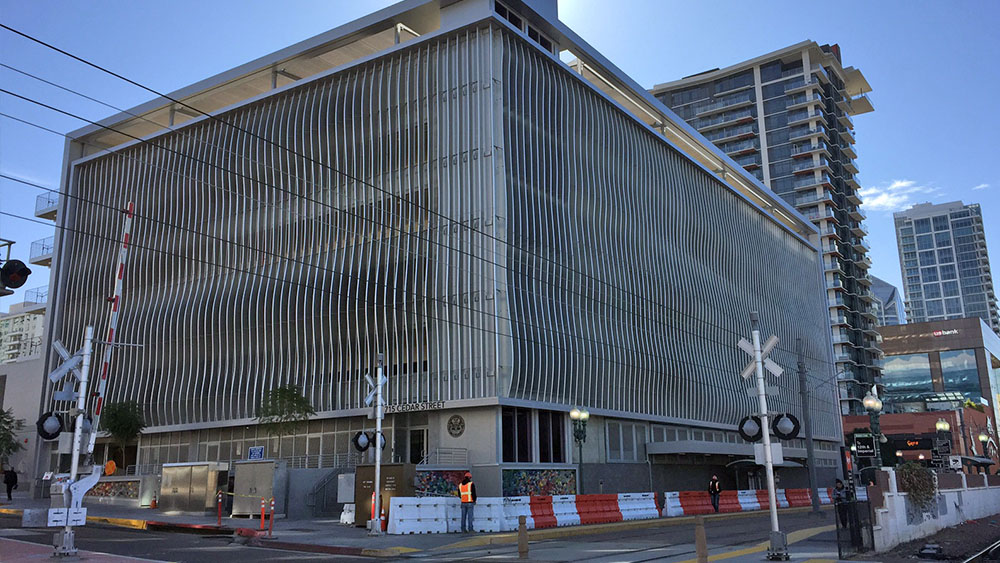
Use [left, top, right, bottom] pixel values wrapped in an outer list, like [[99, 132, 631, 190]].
[[502, 406, 533, 463], [915, 218, 932, 234], [760, 61, 783, 82], [883, 353, 933, 403], [537, 410, 564, 463], [933, 215, 950, 231], [940, 349, 981, 397]]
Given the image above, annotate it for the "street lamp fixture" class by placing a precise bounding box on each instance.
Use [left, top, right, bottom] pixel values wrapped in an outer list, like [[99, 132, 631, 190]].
[[862, 385, 883, 464], [935, 418, 951, 433], [570, 408, 589, 494], [978, 431, 989, 444]]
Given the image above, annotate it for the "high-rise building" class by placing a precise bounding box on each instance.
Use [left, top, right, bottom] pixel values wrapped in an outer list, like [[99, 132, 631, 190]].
[[894, 201, 999, 333], [650, 42, 880, 413], [871, 276, 905, 327], [37, 0, 843, 495], [0, 290, 47, 481]]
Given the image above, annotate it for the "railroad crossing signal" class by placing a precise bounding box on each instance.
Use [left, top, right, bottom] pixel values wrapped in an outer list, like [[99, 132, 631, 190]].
[[738, 335, 783, 380], [365, 373, 387, 420]]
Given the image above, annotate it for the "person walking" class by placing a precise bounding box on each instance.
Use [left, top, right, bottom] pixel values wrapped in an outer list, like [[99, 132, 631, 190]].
[[458, 471, 477, 533], [708, 474, 722, 513], [3, 466, 17, 502], [833, 479, 849, 528]]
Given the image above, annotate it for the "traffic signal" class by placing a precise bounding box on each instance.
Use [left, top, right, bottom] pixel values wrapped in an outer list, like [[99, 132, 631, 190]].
[[772, 414, 801, 441], [0, 259, 31, 289]]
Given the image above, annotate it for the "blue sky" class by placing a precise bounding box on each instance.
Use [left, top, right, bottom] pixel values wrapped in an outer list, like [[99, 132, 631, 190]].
[[1, 0, 998, 313]]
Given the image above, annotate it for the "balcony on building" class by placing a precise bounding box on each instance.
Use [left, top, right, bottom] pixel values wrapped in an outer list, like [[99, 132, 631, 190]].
[[694, 91, 755, 117], [733, 153, 762, 170], [721, 138, 758, 156], [29, 236, 54, 267], [849, 93, 874, 115], [35, 192, 58, 220], [825, 241, 843, 256], [786, 92, 823, 111], [784, 76, 818, 95], [790, 142, 830, 160], [846, 191, 862, 205], [856, 255, 873, 270], [20, 286, 47, 315], [787, 110, 825, 128], [802, 207, 836, 223], [789, 125, 829, 143], [840, 143, 858, 160], [840, 128, 856, 144], [792, 173, 834, 192], [693, 107, 755, 133], [844, 160, 859, 175], [845, 176, 861, 190], [831, 312, 849, 326], [836, 112, 854, 130], [825, 258, 847, 275], [791, 157, 832, 176], [702, 123, 757, 144], [852, 238, 870, 253], [796, 189, 835, 207], [848, 206, 866, 221]]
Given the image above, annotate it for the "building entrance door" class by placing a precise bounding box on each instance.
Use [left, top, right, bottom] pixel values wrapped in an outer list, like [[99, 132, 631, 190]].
[[409, 428, 427, 464]]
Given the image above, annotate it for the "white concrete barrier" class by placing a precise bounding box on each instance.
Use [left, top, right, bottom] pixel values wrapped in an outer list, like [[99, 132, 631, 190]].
[[618, 493, 658, 520], [552, 495, 581, 526], [387, 497, 451, 534], [501, 496, 536, 532], [737, 490, 760, 512], [339, 503, 355, 525], [663, 491, 684, 517]]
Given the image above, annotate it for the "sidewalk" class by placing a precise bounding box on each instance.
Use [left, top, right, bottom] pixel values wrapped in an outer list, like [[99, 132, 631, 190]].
[[0, 536, 165, 562]]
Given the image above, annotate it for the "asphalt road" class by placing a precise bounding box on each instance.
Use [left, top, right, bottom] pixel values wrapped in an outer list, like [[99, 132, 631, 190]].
[[0, 514, 369, 562]]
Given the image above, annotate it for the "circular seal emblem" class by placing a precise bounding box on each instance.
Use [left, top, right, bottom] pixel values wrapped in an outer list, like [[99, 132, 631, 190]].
[[447, 415, 465, 438]]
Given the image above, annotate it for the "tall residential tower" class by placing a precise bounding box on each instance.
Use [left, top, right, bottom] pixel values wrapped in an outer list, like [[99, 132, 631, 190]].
[[894, 201, 999, 333], [651, 42, 880, 413]]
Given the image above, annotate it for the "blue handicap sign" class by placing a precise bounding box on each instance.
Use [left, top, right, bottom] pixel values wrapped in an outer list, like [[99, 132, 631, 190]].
[[247, 446, 265, 460]]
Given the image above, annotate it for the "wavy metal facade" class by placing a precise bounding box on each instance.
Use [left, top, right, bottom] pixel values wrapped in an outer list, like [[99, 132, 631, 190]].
[[49, 24, 840, 440]]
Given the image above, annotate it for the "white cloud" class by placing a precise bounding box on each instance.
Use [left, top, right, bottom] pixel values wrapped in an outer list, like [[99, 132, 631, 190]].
[[859, 179, 941, 212], [972, 183, 990, 191]]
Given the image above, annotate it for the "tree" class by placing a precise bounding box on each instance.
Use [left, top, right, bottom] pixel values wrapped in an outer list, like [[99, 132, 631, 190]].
[[100, 401, 145, 465], [257, 385, 315, 437], [0, 408, 26, 465]]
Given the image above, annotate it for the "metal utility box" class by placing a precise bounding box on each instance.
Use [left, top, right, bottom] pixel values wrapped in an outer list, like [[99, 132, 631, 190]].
[[232, 459, 288, 517], [159, 462, 228, 513], [353, 463, 416, 527]]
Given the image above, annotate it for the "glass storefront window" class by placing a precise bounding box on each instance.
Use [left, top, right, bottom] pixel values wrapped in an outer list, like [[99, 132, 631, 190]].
[[940, 349, 981, 397], [883, 353, 934, 402]]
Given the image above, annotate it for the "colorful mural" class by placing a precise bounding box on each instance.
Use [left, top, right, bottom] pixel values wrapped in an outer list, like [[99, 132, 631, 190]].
[[502, 469, 576, 497], [415, 470, 466, 497], [86, 480, 139, 499]]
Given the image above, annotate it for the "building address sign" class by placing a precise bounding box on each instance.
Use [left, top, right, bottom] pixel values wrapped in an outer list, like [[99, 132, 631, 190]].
[[383, 401, 447, 414]]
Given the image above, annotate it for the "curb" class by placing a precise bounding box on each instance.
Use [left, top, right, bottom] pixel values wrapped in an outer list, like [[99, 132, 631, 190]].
[[248, 536, 420, 558]]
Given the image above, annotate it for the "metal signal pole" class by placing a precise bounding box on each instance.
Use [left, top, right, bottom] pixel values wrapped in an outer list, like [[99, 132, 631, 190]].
[[796, 339, 821, 515]]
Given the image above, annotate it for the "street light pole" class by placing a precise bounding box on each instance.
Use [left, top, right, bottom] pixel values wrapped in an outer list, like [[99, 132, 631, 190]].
[[862, 385, 883, 468], [570, 408, 589, 494]]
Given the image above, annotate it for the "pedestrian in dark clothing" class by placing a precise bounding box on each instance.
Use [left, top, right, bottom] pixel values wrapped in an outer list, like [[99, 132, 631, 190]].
[[3, 467, 17, 501], [708, 475, 722, 513], [833, 479, 849, 528], [458, 471, 477, 533]]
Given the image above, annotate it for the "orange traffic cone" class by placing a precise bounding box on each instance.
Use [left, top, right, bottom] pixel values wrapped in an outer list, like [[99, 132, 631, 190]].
[[380, 507, 388, 531], [150, 494, 158, 509]]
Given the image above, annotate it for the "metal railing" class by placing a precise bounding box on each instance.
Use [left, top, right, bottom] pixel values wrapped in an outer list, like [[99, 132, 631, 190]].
[[696, 91, 755, 115], [35, 192, 58, 214], [30, 236, 54, 259], [24, 286, 48, 305], [419, 447, 468, 466]]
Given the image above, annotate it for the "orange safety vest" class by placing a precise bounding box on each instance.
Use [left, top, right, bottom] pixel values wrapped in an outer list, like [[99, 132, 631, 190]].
[[459, 482, 474, 503]]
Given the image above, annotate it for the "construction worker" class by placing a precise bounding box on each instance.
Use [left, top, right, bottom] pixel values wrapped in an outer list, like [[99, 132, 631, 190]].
[[458, 471, 477, 533], [708, 474, 722, 513]]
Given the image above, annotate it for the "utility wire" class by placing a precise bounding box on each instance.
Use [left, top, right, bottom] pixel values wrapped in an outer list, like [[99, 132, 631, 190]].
[[0, 25, 877, 371]]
